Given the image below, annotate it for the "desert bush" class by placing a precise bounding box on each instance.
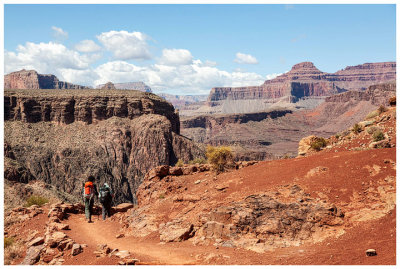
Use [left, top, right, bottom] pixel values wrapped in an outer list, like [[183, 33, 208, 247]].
[[206, 145, 234, 173], [4, 237, 14, 248], [175, 159, 184, 167], [4, 238, 23, 265], [24, 195, 49, 207], [335, 133, 340, 139], [188, 158, 207, 165], [367, 126, 380, 135], [159, 193, 165, 199], [365, 110, 379, 119], [310, 137, 327, 151], [372, 130, 385, 142], [352, 123, 362, 134], [378, 105, 387, 114]]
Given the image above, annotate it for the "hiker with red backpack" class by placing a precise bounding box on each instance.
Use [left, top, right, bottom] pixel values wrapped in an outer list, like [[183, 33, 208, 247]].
[[83, 176, 99, 223], [99, 183, 113, 220]]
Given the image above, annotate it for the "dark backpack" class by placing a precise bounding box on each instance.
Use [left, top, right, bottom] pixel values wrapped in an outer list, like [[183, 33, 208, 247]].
[[99, 186, 111, 203]]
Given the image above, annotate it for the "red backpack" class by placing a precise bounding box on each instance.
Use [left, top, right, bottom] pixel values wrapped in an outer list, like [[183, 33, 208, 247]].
[[84, 181, 94, 199]]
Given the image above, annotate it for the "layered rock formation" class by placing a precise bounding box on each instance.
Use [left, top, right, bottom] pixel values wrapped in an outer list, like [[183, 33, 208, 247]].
[[158, 93, 208, 110], [96, 82, 152, 93], [4, 89, 204, 204], [208, 62, 396, 105], [4, 70, 87, 90]]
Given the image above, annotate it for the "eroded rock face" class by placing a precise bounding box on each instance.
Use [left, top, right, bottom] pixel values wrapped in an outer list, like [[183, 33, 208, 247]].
[[208, 62, 395, 104], [5, 90, 204, 204], [195, 185, 344, 251], [4, 69, 87, 90], [97, 82, 152, 93]]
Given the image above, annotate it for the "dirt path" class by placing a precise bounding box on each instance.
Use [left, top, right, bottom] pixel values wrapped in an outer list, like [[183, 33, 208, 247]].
[[63, 214, 197, 265]]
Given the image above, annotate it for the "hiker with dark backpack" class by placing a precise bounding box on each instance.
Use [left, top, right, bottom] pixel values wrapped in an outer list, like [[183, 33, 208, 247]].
[[99, 183, 113, 220], [83, 176, 98, 223]]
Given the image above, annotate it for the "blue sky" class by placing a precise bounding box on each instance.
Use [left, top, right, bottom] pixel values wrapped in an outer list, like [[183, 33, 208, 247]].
[[4, 4, 396, 94]]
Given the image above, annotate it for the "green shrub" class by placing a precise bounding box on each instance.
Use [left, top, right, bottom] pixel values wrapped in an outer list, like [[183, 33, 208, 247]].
[[175, 159, 184, 167], [378, 105, 387, 114], [159, 193, 165, 199], [188, 158, 207, 165], [365, 110, 379, 120], [335, 133, 340, 139], [4, 237, 14, 248], [24, 195, 49, 207], [310, 137, 327, 151], [372, 130, 385, 142], [367, 126, 380, 135], [352, 123, 362, 134], [206, 145, 234, 173]]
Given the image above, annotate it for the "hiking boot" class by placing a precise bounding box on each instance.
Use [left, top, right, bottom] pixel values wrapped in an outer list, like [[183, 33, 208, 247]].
[[88, 220, 93, 223]]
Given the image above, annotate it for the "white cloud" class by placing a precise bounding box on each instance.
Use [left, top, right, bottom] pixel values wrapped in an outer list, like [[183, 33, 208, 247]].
[[75, 39, 101, 53], [93, 60, 266, 95], [52, 26, 68, 39], [265, 73, 283, 80], [234, 52, 259, 65], [159, 49, 193, 66], [4, 42, 101, 87], [97, 30, 151, 60]]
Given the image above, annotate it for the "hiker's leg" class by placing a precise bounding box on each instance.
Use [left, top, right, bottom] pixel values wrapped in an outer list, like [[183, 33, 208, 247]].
[[84, 198, 90, 220], [102, 203, 106, 220], [106, 201, 112, 217], [88, 198, 94, 221]]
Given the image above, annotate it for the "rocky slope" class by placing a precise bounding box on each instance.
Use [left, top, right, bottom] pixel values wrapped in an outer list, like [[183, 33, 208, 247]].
[[4, 70, 87, 90], [4, 89, 204, 204], [96, 82, 152, 93], [207, 62, 395, 106]]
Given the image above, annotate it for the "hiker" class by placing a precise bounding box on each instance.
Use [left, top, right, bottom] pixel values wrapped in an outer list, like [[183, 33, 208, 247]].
[[83, 175, 98, 223], [99, 183, 113, 220]]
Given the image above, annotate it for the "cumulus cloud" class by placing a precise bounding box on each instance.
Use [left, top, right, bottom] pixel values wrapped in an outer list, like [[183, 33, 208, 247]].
[[52, 26, 68, 39], [159, 49, 193, 66], [93, 60, 266, 95], [234, 52, 259, 64], [4, 41, 102, 86], [74, 39, 101, 53], [97, 30, 151, 60]]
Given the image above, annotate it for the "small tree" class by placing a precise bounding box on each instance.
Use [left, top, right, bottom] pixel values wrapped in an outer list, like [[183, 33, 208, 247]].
[[206, 145, 234, 173]]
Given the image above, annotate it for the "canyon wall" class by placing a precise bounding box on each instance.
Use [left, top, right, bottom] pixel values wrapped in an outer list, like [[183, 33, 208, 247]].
[[4, 89, 204, 204]]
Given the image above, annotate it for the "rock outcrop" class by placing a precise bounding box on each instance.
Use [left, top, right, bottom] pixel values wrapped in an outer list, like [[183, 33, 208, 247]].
[[208, 62, 396, 105], [4, 89, 204, 204], [4, 70, 87, 90]]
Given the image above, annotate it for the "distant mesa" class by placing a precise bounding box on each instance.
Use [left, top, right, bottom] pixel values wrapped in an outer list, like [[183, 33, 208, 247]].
[[4, 69, 88, 90], [208, 61, 396, 105], [96, 82, 152, 93], [100, 82, 117, 90]]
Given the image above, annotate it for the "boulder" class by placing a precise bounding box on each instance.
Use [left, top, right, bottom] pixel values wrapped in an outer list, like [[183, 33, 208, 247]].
[[20, 244, 44, 265], [298, 135, 318, 156], [169, 167, 183, 176], [71, 244, 83, 256], [147, 165, 170, 180], [28, 237, 44, 247], [115, 250, 131, 259], [366, 249, 377, 256], [159, 221, 194, 242]]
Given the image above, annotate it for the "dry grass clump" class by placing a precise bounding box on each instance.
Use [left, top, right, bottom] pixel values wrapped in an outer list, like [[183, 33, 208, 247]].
[[175, 159, 184, 167], [365, 110, 379, 120], [4, 237, 23, 265], [372, 130, 385, 142], [352, 123, 362, 134], [206, 145, 234, 173], [310, 137, 327, 151], [188, 158, 207, 165], [24, 195, 49, 207]]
